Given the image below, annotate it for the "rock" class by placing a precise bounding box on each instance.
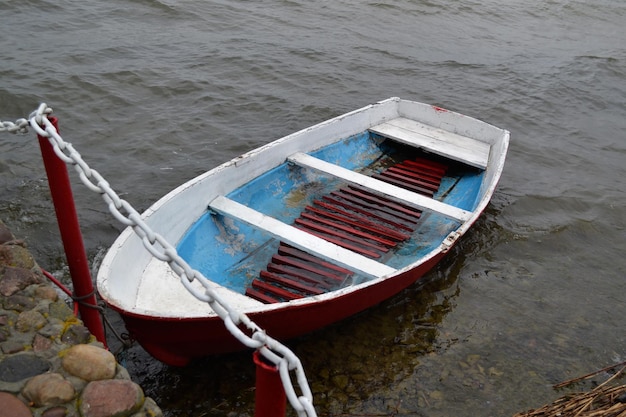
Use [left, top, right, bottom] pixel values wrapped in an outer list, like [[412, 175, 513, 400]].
[[331, 374, 349, 390], [0, 247, 12, 267], [0, 222, 162, 417], [32, 333, 53, 352], [16, 310, 47, 332], [22, 373, 76, 407], [0, 310, 17, 327], [0, 244, 36, 270], [65, 374, 88, 394], [134, 397, 164, 417], [61, 324, 92, 345], [62, 344, 116, 381], [48, 300, 74, 321], [0, 221, 14, 244], [41, 406, 69, 417], [3, 294, 35, 312], [79, 379, 144, 417], [34, 285, 59, 301], [1, 326, 34, 354], [429, 390, 444, 401], [0, 353, 50, 383], [0, 391, 32, 417], [0, 267, 39, 297], [1, 338, 30, 354], [38, 320, 65, 338]]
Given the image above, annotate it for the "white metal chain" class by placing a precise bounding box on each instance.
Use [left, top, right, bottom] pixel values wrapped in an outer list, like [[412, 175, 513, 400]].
[[1, 117, 31, 134], [5, 104, 317, 417]]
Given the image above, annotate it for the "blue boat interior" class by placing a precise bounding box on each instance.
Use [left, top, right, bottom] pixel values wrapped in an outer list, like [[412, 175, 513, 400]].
[[177, 131, 484, 301]]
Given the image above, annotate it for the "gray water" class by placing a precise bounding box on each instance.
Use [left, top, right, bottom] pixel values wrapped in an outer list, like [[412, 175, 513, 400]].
[[1, 1, 625, 416]]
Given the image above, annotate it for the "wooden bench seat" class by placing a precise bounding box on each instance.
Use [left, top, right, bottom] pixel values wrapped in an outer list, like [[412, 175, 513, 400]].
[[369, 117, 490, 169], [208, 195, 397, 280], [287, 152, 471, 222]]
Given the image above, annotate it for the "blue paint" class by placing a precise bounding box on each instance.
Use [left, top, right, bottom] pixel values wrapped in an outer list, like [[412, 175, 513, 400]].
[[177, 132, 484, 293]]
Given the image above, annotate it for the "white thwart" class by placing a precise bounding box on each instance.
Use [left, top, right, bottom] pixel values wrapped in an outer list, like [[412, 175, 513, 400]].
[[369, 117, 491, 168], [287, 152, 471, 222], [209, 195, 397, 279]]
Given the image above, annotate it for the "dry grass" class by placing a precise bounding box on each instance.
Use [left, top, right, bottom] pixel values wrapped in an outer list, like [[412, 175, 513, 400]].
[[514, 365, 626, 417]]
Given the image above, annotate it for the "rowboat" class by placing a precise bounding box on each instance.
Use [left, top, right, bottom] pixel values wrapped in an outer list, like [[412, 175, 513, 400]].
[[96, 97, 509, 366]]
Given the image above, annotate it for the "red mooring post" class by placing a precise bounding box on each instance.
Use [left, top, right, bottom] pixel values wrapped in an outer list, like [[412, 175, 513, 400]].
[[253, 351, 287, 417], [36, 117, 107, 346]]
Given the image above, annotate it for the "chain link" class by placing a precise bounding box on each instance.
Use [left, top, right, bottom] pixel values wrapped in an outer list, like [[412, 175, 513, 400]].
[[18, 104, 317, 417], [0, 117, 30, 134]]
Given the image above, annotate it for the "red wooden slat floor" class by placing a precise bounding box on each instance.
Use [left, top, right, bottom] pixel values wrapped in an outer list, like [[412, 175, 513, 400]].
[[246, 156, 448, 303]]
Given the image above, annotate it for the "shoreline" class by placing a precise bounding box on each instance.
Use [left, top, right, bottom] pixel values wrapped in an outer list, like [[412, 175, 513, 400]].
[[0, 219, 163, 417]]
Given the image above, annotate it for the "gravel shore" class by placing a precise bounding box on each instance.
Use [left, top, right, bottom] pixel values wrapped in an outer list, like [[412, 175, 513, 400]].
[[0, 220, 163, 417]]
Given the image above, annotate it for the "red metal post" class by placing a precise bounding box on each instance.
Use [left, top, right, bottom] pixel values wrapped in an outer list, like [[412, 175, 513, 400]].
[[36, 117, 107, 346], [253, 351, 287, 417]]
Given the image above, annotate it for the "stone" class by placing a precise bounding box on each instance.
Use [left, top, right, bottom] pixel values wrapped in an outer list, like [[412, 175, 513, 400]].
[[0, 353, 50, 383], [33, 333, 54, 352], [37, 316, 65, 339], [0, 266, 39, 297], [61, 324, 92, 345], [0, 244, 36, 270], [62, 344, 116, 381], [115, 365, 131, 381], [2, 326, 34, 354], [79, 379, 144, 417], [0, 391, 32, 417], [0, 223, 163, 417], [1, 338, 28, 354], [41, 406, 69, 417], [0, 246, 12, 267], [38, 320, 65, 338], [65, 374, 88, 394], [48, 300, 75, 321], [16, 310, 47, 332], [0, 310, 17, 326], [3, 294, 35, 312], [22, 373, 76, 407], [133, 397, 164, 417], [0, 221, 14, 244], [34, 284, 59, 301], [331, 374, 349, 390]]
